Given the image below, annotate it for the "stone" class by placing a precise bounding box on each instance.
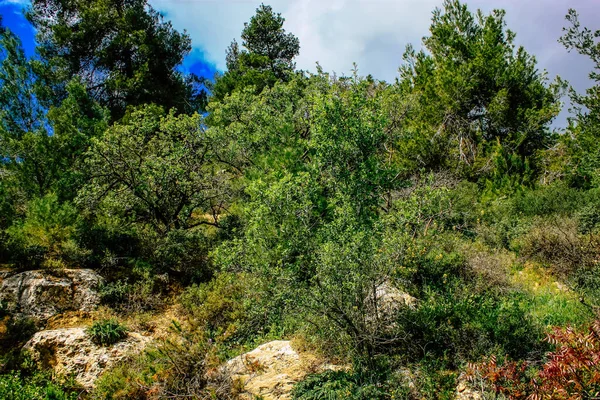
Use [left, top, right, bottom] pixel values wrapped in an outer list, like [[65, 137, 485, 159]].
[[374, 281, 418, 312], [456, 380, 483, 400], [0, 269, 104, 320], [23, 327, 151, 389], [225, 340, 336, 400], [365, 281, 418, 331]]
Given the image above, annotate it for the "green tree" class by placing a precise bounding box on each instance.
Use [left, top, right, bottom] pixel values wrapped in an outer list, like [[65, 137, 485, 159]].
[[28, 0, 205, 120], [212, 4, 300, 100], [80, 105, 228, 236], [558, 9, 600, 187], [0, 27, 55, 199], [398, 0, 561, 186]]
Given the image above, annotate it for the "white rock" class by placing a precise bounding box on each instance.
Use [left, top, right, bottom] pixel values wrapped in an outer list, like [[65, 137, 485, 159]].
[[23, 327, 151, 389], [225, 340, 338, 400], [0, 269, 104, 320]]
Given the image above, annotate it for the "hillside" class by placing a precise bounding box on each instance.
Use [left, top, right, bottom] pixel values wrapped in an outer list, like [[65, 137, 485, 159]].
[[1, 1, 600, 399]]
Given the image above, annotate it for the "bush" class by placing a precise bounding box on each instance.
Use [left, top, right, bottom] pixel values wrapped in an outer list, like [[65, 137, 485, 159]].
[[87, 319, 127, 346], [179, 272, 288, 357], [5, 194, 89, 269], [394, 284, 544, 364], [515, 217, 600, 278], [92, 322, 231, 399], [466, 320, 600, 399], [292, 370, 388, 400], [0, 316, 37, 360], [0, 371, 78, 400], [98, 261, 170, 313], [98, 280, 131, 307]]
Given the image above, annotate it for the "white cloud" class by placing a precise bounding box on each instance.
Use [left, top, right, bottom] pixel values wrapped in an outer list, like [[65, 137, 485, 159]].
[[0, 0, 30, 5], [152, 1, 597, 81], [150, 0, 599, 127]]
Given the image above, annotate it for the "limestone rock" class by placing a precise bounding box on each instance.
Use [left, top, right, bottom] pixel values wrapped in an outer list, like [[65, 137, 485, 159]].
[[456, 380, 483, 400], [0, 269, 104, 320], [374, 281, 418, 312], [23, 327, 151, 389], [365, 281, 418, 330], [226, 340, 335, 400]]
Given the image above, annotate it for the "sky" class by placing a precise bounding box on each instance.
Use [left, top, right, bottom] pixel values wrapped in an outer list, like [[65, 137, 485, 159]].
[[1, 0, 598, 127]]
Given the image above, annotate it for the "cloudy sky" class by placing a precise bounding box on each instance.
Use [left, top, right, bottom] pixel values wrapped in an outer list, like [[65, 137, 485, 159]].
[[1, 0, 599, 126]]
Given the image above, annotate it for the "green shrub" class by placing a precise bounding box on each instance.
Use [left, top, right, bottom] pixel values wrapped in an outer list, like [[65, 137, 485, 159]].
[[92, 322, 231, 399], [394, 284, 544, 364], [87, 319, 127, 346], [0, 316, 37, 360], [99, 262, 169, 313], [0, 371, 78, 400], [514, 217, 600, 278], [5, 194, 89, 269], [292, 370, 388, 400], [98, 280, 131, 307]]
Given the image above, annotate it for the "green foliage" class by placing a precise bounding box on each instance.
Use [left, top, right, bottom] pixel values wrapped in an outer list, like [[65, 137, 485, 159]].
[[557, 10, 600, 187], [28, 0, 204, 119], [87, 319, 128, 346], [2, 2, 600, 398], [398, 0, 562, 183], [79, 105, 227, 274], [213, 4, 300, 100], [5, 193, 88, 268], [292, 370, 387, 400], [397, 286, 544, 363], [91, 323, 230, 399], [0, 372, 78, 400], [80, 106, 225, 234]]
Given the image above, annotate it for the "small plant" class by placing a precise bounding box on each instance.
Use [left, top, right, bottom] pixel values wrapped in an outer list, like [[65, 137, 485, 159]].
[[87, 319, 128, 346], [466, 320, 600, 399], [292, 370, 388, 400]]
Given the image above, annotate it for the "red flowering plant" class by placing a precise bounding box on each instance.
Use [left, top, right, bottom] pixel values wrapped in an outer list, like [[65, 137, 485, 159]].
[[465, 320, 600, 400]]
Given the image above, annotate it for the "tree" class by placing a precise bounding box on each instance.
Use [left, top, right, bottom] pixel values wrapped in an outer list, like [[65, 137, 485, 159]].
[[80, 105, 228, 236], [0, 27, 55, 198], [212, 4, 300, 100], [28, 0, 205, 120], [398, 0, 561, 186], [558, 9, 600, 187]]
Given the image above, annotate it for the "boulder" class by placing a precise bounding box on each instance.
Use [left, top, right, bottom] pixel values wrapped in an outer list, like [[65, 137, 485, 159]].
[[0, 269, 103, 320], [23, 327, 151, 389], [365, 281, 418, 331], [374, 281, 418, 313], [456, 380, 483, 400], [225, 340, 337, 400]]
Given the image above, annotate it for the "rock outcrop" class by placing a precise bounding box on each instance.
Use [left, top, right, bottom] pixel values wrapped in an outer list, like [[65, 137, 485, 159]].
[[0, 269, 103, 320], [374, 281, 418, 313], [23, 327, 151, 389], [456, 380, 484, 400], [225, 340, 337, 400], [365, 281, 418, 331]]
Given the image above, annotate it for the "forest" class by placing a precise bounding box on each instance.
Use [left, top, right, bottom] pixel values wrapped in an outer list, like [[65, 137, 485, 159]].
[[0, 0, 599, 398]]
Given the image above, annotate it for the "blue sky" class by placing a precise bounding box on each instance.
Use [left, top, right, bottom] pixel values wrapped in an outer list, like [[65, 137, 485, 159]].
[[0, 0, 219, 80], [1, 0, 599, 127]]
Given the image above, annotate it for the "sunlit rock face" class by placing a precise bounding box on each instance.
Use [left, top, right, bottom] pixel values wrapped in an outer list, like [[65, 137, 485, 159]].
[[23, 327, 151, 389], [225, 340, 341, 400], [0, 269, 104, 320]]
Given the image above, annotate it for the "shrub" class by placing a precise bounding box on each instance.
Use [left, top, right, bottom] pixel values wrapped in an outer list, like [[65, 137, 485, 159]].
[[515, 217, 600, 278], [99, 262, 170, 313], [394, 284, 544, 364], [5, 194, 89, 269], [0, 371, 78, 400], [87, 319, 127, 346], [466, 320, 600, 399], [98, 280, 131, 307], [92, 322, 231, 399], [292, 370, 388, 400]]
